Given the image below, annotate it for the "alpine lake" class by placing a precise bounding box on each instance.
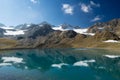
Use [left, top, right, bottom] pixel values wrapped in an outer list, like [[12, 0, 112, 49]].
[[0, 48, 119, 80]]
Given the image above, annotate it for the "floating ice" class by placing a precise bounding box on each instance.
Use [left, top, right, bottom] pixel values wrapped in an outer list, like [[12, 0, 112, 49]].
[[73, 59, 95, 67], [104, 55, 120, 58], [73, 61, 89, 67], [2, 56, 24, 63], [0, 63, 12, 66], [51, 63, 68, 68]]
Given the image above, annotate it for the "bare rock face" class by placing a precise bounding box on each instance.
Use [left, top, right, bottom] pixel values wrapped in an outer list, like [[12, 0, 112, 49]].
[[24, 24, 54, 39], [87, 19, 120, 35], [94, 31, 120, 41], [60, 30, 77, 38], [0, 28, 5, 37]]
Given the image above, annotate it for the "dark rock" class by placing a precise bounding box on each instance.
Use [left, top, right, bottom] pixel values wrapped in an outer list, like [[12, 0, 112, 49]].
[[94, 31, 120, 41], [60, 30, 77, 38], [0, 28, 5, 37], [24, 24, 54, 39]]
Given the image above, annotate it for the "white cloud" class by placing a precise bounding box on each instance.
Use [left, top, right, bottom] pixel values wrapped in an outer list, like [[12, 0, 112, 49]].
[[91, 16, 101, 22], [62, 4, 74, 15], [30, 0, 38, 4], [80, 3, 91, 13], [90, 1, 100, 7], [80, 1, 100, 13]]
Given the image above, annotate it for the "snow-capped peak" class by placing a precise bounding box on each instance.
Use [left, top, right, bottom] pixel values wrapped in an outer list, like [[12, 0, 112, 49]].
[[1, 26, 14, 30], [0, 26, 25, 36], [52, 24, 95, 36], [14, 23, 33, 30]]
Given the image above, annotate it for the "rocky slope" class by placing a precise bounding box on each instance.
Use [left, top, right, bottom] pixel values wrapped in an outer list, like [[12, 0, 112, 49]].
[[0, 19, 120, 50], [87, 19, 120, 36]]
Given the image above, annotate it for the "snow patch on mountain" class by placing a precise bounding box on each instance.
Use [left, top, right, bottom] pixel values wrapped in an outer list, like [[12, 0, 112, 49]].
[[52, 26, 66, 31], [52, 26, 95, 36], [4, 30, 25, 35], [1, 26, 14, 30], [103, 40, 119, 43]]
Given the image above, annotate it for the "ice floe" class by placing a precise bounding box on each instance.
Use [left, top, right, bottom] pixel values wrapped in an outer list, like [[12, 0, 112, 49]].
[[73, 59, 95, 67], [104, 55, 120, 58], [0, 63, 12, 66], [2, 56, 24, 63], [73, 61, 88, 67], [51, 63, 68, 68]]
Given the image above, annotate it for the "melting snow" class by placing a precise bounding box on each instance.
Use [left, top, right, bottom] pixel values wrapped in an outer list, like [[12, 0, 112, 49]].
[[104, 55, 120, 58], [81, 33, 95, 36], [73, 29, 88, 33], [2, 56, 24, 63], [73, 29, 95, 36], [27, 24, 30, 27], [52, 26, 67, 31], [1, 27, 14, 29], [73, 59, 95, 67], [52, 27, 95, 36], [103, 40, 119, 43], [51, 63, 68, 68], [4, 30, 25, 35]]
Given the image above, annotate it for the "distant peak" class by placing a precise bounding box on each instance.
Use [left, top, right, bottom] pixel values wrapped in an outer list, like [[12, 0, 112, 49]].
[[0, 23, 6, 27], [39, 21, 50, 25]]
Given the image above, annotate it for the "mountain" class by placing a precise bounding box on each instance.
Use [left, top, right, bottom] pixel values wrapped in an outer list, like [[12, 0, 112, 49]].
[[53, 23, 81, 30], [87, 18, 120, 36], [24, 23, 54, 39], [38, 21, 55, 27], [0, 28, 6, 37], [15, 23, 32, 30], [94, 31, 120, 41], [59, 24, 80, 29], [0, 23, 5, 27], [0, 19, 120, 49]]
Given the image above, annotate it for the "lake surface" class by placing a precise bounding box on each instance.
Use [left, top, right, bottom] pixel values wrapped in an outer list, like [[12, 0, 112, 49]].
[[0, 48, 119, 80]]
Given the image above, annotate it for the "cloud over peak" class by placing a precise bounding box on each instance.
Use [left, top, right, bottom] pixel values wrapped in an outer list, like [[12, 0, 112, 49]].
[[62, 4, 74, 15]]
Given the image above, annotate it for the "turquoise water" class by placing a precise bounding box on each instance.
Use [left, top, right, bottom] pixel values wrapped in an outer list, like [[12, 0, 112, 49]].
[[0, 48, 119, 80]]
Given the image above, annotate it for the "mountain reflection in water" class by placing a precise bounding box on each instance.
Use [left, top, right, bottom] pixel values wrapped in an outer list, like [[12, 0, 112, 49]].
[[0, 48, 119, 80]]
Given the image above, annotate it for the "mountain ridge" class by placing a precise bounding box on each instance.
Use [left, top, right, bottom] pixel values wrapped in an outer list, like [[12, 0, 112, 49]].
[[0, 18, 120, 50]]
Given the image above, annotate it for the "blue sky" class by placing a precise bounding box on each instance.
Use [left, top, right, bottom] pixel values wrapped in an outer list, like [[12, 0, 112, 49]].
[[0, 0, 119, 28]]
